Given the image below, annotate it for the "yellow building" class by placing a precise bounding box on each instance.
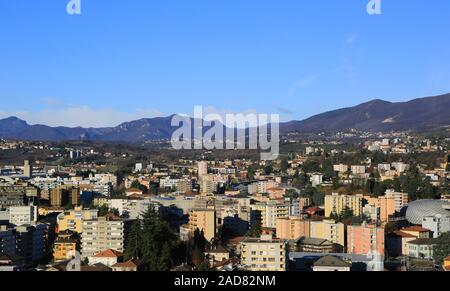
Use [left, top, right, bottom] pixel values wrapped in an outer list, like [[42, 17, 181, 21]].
[[363, 195, 396, 223], [57, 206, 98, 233], [251, 201, 289, 228], [240, 234, 287, 271], [53, 230, 79, 262], [444, 256, 450, 271], [276, 217, 310, 240], [325, 193, 363, 217], [38, 206, 65, 217], [310, 219, 345, 248], [188, 209, 216, 241]]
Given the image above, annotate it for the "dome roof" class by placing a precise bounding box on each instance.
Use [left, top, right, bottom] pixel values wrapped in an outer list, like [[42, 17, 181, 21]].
[[405, 199, 450, 225]]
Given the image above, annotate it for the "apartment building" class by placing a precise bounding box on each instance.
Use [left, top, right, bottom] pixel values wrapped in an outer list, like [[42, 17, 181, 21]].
[[347, 224, 385, 255], [276, 217, 310, 240], [363, 195, 396, 223], [15, 223, 48, 264], [50, 186, 80, 207], [385, 190, 409, 212], [53, 230, 79, 261], [240, 234, 287, 271], [0, 225, 16, 256], [252, 201, 289, 229], [57, 207, 98, 233], [310, 219, 345, 248], [422, 214, 450, 238], [325, 193, 363, 218], [81, 215, 130, 258], [188, 209, 216, 241], [9, 205, 37, 226]]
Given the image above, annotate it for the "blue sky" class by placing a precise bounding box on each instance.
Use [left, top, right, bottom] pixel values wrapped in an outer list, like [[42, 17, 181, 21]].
[[1, 0, 450, 127]]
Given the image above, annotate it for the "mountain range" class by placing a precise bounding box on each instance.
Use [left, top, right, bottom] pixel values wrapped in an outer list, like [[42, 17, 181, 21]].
[[1, 93, 449, 142]]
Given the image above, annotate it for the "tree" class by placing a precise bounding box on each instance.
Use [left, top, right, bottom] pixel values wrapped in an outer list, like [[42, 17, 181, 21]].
[[338, 206, 355, 221], [97, 204, 109, 217], [302, 160, 320, 173], [247, 167, 256, 180], [280, 159, 289, 172], [321, 160, 335, 179], [247, 210, 262, 237], [124, 220, 142, 261], [264, 164, 273, 175], [312, 191, 325, 206], [433, 232, 450, 265], [131, 180, 148, 193], [123, 205, 182, 271]]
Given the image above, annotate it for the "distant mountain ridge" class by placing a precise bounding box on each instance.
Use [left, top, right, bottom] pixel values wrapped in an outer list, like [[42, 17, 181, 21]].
[[280, 93, 450, 133], [1, 93, 449, 142]]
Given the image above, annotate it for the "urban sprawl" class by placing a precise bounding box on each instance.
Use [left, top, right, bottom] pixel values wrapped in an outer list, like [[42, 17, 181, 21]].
[[0, 131, 449, 272]]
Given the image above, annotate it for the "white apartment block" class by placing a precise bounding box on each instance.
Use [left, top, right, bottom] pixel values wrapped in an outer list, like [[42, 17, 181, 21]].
[[81, 216, 128, 258], [9, 206, 37, 226], [422, 214, 450, 238], [240, 235, 287, 271], [385, 189, 409, 212]]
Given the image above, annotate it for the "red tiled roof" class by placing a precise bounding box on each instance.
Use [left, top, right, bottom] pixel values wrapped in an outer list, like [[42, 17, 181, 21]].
[[401, 226, 430, 232], [392, 230, 416, 238], [93, 249, 124, 258], [126, 188, 143, 193], [112, 260, 138, 268]]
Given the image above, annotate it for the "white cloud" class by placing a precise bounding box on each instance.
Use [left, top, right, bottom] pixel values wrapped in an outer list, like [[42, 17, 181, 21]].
[[0, 106, 164, 128]]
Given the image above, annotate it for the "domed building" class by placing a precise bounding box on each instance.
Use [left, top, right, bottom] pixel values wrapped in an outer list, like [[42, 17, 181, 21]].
[[404, 199, 450, 225]]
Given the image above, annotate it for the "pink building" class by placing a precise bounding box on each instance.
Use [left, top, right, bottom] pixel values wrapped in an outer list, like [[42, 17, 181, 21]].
[[347, 224, 385, 255]]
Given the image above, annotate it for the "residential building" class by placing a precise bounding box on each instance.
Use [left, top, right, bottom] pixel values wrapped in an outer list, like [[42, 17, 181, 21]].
[[111, 259, 140, 271], [23, 160, 32, 178], [347, 223, 385, 255], [325, 193, 363, 218], [240, 234, 287, 271], [81, 215, 130, 258], [0, 225, 15, 256], [88, 249, 123, 267], [385, 190, 409, 212], [198, 161, 208, 178], [333, 164, 349, 173], [57, 207, 98, 233], [310, 219, 345, 248], [292, 237, 335, 253], [188, 209, 216, 241], [50, 186, 80, 207], [421, 214, 450, 238], [407, 238, 435, 259], [252, 201, 289, 229], [312, 255, 351, 272], [385, 230, 417, 257], [15, 223, 48, 264], [9, 206, 37, 226], [363, 195, 396, 223], [53, 230, 79, 261], [276, 217, 310, 240], [400, 226, 430, 239]]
